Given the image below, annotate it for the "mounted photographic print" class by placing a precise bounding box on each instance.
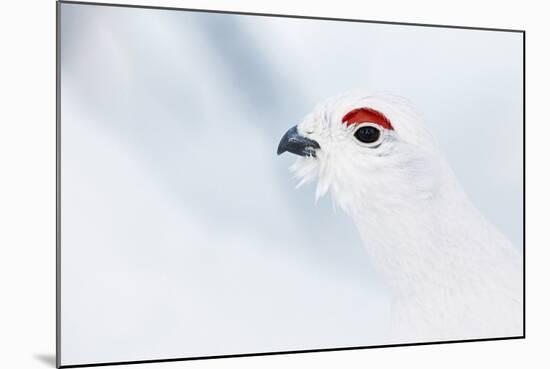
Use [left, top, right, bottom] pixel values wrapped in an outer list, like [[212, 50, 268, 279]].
[[56, 1, 525, 367]]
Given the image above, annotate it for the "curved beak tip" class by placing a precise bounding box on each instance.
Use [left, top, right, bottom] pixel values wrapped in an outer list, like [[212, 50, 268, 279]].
[[277, 125, 320, 158]]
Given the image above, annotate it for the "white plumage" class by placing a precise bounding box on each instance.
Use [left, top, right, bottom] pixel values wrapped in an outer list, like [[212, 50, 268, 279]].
[[278, 91, 522, 342]]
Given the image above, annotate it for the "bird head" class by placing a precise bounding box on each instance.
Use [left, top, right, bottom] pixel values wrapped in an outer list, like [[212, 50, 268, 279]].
[[278, 91, 445, 213]]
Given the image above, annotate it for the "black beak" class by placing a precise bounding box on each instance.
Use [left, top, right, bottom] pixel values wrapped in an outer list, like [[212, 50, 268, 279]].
[[277, 125, 320, 157]]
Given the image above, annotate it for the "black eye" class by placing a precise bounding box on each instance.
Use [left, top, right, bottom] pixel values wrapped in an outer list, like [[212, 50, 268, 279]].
[[354, 125, 381, 144]]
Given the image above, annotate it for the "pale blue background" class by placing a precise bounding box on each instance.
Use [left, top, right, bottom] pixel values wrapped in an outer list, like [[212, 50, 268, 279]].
[[60, 3, 523, 365]]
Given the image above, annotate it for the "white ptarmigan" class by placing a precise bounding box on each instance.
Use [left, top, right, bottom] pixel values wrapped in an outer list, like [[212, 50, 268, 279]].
[[277, 91, 522, 342]]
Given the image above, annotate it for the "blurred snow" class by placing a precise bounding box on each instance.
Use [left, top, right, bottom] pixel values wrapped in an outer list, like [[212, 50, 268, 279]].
[[60, 3, 522, 365]]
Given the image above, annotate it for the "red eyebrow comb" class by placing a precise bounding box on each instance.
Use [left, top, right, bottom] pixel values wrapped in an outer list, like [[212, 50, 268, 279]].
[[342, 108, 393, 130]]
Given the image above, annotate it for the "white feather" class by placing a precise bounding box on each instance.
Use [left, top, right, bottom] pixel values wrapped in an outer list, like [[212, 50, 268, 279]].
[[290, 91, 522, 342]]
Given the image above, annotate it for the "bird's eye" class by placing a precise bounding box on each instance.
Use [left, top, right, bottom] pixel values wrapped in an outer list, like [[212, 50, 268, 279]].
[[353, 124, 382, 146]]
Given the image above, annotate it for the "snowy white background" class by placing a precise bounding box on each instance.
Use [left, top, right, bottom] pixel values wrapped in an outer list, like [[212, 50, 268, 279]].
[[59, 3, 522, 366]]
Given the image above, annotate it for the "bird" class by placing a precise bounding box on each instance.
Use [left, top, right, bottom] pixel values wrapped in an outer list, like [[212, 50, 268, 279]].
[[277, 91, 522, 343]]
